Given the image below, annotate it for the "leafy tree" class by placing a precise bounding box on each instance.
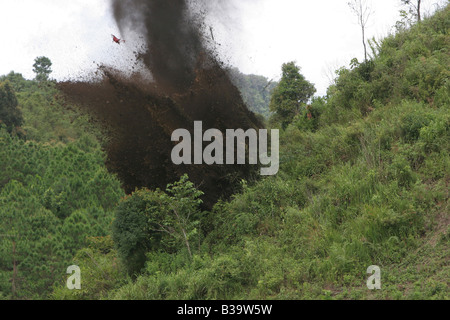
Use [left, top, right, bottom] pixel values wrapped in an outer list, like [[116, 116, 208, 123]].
[[148, 174, 204, 260], [0, 81, 23, 133], [33, 56, 52, 82], [269, 62, 316, 128], [291, 96, 326, 132], [0, 72, 30, 92], [112, 189, 161, 275], [112, 174, 204, 274]]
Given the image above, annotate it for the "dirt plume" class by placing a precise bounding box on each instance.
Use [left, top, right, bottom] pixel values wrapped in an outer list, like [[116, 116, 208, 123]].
[[111, 0, 205, 93], [58, 1, 262, 208]]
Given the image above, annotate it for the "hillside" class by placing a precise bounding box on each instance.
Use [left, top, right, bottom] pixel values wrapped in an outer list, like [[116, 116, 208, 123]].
[[0, 76, 125, 299], [0, 5, 449, 300], [228, 67, 278, 118]]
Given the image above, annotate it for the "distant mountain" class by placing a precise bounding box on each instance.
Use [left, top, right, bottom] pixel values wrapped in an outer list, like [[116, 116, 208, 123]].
[[227, 67, 278, 118]]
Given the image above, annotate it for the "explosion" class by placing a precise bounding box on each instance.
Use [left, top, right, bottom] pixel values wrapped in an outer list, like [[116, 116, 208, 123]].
[[58, 0, 262, 208]]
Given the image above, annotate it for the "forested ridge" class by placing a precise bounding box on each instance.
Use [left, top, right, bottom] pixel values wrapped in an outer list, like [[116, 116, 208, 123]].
[[228, 67, 278, 118], [0, 77, 125, 299], [0, 5, 449, 300]]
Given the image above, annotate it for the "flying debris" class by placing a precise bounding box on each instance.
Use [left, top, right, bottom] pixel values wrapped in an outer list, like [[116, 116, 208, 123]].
[[209, 26, 215, 41], [263, 79, 274, 91], [112, 34, 125, 44]]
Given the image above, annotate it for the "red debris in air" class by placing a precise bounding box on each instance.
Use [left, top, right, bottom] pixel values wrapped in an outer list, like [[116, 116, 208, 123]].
[[112, 34, 125, 44]]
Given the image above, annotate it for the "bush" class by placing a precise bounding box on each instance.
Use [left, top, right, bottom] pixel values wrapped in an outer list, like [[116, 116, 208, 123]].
[[112, 175, 204, 275], [112, 190, 162, 275], [400, 105, 433, 142]]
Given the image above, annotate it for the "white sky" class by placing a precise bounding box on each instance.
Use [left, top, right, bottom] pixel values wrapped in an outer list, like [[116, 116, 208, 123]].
[[0, 0, 446, 96]]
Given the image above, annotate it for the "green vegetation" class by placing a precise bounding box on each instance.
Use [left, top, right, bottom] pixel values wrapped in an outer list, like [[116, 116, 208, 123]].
[[112, 174, 204, 274], [0, 72, 99, 144], [1, 5, 448, 300], [0, 72, 124, 300], [33, 56, 53, 82], [0, 81, 23, 134], [269, 62, 316, 129]]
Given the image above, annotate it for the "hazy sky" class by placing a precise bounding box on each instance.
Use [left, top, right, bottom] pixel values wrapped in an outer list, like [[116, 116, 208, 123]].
[[0, 0, 446, 96]]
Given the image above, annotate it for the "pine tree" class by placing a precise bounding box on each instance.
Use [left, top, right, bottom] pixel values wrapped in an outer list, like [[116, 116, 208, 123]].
[[0, 81, 23, 132]]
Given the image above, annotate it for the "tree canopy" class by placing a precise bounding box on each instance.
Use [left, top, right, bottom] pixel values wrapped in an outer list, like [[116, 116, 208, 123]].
[[0, 80, 23, 133], [33, 56, 52, 82], [269, 62, 316, 128]]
